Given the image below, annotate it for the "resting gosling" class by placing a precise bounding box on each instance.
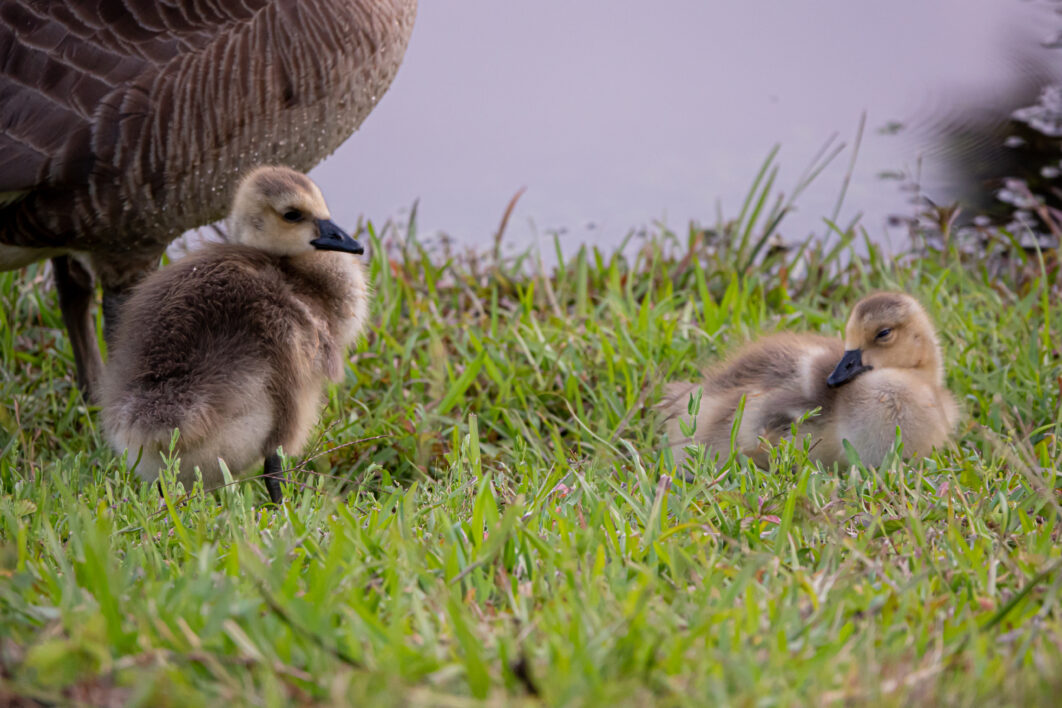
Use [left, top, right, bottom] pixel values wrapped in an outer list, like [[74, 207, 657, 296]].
[[660, 292, 959, 469], [101, 166, 369, 503]]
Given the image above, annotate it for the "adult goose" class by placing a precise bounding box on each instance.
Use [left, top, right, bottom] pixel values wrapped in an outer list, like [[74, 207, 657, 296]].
[[661, 292, 960, 469], [0, 0, 416, 397], [100, 166, 369, 504]]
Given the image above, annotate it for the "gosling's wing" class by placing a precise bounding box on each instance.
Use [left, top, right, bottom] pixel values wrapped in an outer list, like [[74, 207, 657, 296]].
[[697, 335, 842, 461]]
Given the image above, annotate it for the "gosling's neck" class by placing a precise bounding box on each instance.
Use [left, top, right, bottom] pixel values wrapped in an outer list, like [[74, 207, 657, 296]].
[[287, 250, 369, 341], [915, 336, 946, 388]]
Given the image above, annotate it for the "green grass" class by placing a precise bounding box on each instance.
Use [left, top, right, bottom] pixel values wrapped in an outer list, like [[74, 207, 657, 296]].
[[1, 187, 1061, 705]]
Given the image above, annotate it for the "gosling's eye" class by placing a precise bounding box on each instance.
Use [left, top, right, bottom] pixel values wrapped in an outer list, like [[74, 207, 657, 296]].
[[875, 328, 893, 341], [282, 209, 303, 223]]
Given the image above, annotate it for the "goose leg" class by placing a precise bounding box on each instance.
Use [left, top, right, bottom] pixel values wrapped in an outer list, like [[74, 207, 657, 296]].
[[94, 254, 159, 348], [101, 287, 132, 347], [263, 452, 285, 504], [51, 255, 102, 400]]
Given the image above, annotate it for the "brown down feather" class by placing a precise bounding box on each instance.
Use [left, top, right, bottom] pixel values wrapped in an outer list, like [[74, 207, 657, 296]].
[[100, 166, 370, 488], [99, 240, 369, 487]]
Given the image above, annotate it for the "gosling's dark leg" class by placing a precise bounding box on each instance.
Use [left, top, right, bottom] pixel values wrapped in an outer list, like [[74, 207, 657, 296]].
[[263, 453, 285, 505], [51, 255, 102, 400]]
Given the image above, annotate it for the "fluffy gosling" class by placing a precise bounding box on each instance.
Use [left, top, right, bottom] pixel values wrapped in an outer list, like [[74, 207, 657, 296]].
[[101, 166, 370, 503], [660, 292, 959, 469]]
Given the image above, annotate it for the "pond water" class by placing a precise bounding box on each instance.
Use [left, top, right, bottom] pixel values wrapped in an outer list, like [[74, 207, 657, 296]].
[[309, 0, 1062, 255]]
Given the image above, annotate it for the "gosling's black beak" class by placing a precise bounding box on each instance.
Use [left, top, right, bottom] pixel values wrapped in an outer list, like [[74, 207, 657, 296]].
[[310, 219, 363, 255], [827, 348, 872, 388]]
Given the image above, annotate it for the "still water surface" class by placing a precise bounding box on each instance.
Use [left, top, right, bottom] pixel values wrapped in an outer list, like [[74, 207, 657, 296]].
[[310, 1, 1062, 253]]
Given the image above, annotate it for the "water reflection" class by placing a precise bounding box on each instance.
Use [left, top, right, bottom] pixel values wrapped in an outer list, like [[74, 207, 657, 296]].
[[920, 49, 1062, 242], [304, 1, 1062, 253]]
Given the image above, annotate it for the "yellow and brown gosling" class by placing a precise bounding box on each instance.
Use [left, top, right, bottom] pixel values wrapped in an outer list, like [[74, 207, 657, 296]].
[[100, 166, 370, 503], [660, 292, 959, 469]]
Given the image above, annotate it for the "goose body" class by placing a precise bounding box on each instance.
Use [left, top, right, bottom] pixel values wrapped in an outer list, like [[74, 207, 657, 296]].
[[661, 293, 959, 469], [100, 166, 369, 502], [0, 0, 416, 395]]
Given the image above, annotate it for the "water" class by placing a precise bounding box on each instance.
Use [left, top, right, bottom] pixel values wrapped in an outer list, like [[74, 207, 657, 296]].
[[309, 0, 1062, 254]]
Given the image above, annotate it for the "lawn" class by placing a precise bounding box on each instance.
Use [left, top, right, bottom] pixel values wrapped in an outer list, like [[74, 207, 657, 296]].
[[1, 180, 1061, 705]]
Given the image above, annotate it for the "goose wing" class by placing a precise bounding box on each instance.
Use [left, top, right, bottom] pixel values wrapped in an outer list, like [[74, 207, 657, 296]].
[[0, 1, 269, 199], [2, 0, 415, 251]]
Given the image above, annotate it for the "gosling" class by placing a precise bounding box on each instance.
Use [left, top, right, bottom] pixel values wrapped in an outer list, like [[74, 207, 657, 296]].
[[100, 166, 370, 503], [660, 292, 959, 469]]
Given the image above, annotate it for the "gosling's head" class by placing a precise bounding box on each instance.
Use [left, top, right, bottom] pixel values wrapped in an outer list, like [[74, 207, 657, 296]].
[[227, 166, 363, 257], [827, 292, 943, 388]]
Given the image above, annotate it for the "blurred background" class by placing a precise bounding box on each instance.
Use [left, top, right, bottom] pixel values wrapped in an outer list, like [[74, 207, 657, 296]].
[[308, 0, 1062, 254]]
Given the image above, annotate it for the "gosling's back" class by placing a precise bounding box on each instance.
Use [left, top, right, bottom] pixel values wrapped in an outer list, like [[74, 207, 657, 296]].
[[101, 243, 366, 483], [662, 333, 844, 467]]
